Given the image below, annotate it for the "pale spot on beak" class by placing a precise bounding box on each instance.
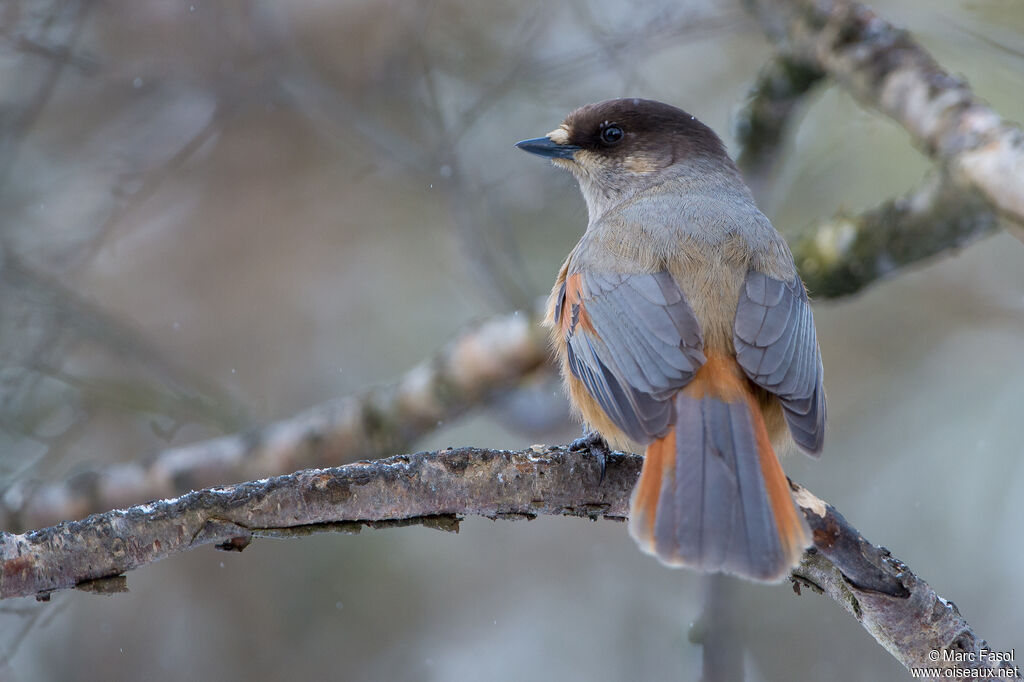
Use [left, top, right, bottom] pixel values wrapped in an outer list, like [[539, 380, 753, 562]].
[[547, 126, 571, 145]]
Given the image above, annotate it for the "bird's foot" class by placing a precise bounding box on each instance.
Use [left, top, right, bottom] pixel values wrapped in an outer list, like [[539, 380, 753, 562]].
[[568, 430, 608, 453], [568, 431, 610, 485]]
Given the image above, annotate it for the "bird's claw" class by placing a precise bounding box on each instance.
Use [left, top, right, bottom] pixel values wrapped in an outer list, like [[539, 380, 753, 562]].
[[568, 431, 610, 485], [568, 430, 605, 451]]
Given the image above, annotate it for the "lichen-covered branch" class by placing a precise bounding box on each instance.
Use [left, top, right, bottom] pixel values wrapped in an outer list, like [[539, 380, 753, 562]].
[[740, 0, 1024, 298], [792, 170, 999, 297], [0, 446, 1016, 679], [0, 311, 548, 531], [746, 0, 1024, 226], [734, 53, 825, 183]]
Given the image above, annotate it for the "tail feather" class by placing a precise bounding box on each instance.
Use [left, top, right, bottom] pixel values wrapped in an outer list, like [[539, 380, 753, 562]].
[[628, 357, 810, 582]]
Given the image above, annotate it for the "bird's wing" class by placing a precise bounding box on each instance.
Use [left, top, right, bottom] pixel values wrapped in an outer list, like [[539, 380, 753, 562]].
[[733, 270, 826, 455], [556, 270, 706, 444]]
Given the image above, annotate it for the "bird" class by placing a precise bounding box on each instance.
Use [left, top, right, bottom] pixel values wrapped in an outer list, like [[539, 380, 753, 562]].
[[516, 98, 825, 582]]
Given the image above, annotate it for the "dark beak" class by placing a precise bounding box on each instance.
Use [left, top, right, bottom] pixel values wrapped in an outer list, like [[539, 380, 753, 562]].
[[515, 137, 581, 160]]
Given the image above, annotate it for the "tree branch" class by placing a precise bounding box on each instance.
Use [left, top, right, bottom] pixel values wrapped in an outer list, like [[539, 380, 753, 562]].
[[790, 169, 999, 298], [0, 446, 1016, 679], [734, 53, 825, 188], [747, 0, 1024, 222], [0, 310, 548, 531], [740, 0, 1024, 297]]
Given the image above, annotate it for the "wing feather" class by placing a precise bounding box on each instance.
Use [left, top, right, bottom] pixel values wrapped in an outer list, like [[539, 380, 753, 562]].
[[560, 270, 705, 444], [734, 271, 826, 455]]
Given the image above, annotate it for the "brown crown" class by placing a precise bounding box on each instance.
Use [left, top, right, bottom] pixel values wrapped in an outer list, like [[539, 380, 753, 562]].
[[562, 98, 728, 162]]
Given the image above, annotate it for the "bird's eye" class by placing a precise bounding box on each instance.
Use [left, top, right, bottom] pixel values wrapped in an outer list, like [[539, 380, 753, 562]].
[[600, 125, 624, 145]]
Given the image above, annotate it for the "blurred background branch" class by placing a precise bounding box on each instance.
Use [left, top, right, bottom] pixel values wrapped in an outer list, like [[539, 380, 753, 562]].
[[0, 309, 548, 530], [1, 446, 1017, 680], [734, 53, 826, 190], [740, 0, 1024, 296]]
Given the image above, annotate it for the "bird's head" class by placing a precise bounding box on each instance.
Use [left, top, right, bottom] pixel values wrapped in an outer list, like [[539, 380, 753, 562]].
[[516, 98, 735, 218]]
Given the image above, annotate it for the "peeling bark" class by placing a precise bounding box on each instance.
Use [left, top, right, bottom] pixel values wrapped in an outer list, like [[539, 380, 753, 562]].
[[793, 484, 1018, 679]]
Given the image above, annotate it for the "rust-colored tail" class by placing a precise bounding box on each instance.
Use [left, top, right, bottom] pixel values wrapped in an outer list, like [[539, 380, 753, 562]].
[[627, 353, 810, 582]]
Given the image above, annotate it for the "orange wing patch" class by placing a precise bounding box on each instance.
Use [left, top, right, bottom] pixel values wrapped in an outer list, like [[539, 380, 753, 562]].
[[559, 272, 594, 336]]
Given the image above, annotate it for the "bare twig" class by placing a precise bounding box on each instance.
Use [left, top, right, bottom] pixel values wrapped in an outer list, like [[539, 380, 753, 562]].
[[0, 310, 549, 530], [79, 104, 228, 265], [0, 248, 244, 432], [0, 0, 93, 186], [0, 446, 1016, 679]]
